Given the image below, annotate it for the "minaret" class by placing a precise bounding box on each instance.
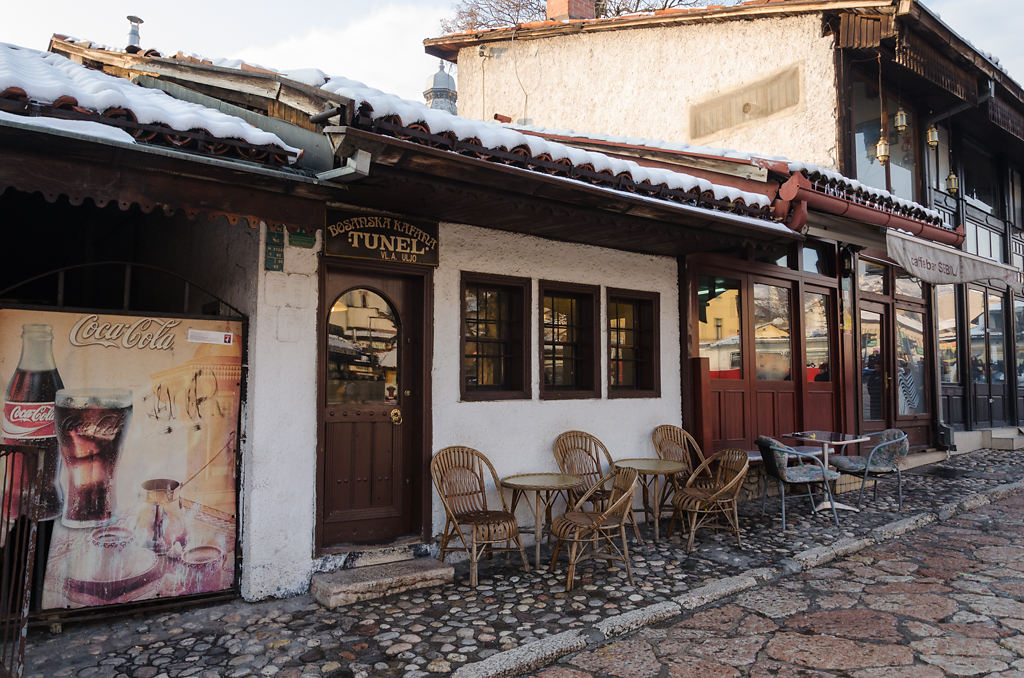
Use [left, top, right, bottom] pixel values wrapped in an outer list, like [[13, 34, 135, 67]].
[[424, 62, 457, 115]]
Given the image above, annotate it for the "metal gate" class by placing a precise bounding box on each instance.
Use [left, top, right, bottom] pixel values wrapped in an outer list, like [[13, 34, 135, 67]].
[[0, 444, 42, 678]]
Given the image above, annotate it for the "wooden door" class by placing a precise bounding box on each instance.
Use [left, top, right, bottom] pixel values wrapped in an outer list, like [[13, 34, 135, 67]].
[[859, 302, 891, 434], [750, 278, 797, 438], [320, 267, 424, 546], [968, 286, 1011, 428]]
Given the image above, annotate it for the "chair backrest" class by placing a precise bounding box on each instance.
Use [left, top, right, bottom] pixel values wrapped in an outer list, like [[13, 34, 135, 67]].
[[431, 446, 504, 516], [870, 429, 910, 467], [755, 435, 791, 482], [602, 467, 639, 525], [553, 431, 614, 489], [716, 448, 751, 500], [651, 425, 704, 474]]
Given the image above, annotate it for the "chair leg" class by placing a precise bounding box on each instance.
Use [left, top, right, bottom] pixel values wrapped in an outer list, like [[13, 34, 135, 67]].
[[824, 480, 840, 527], [438, 518, 454, 562], [779, 481, 787, 531], [469, 525, 479, 587], [686, 510, 698, 553], [856, 471, 869, 508], [549, 538, 564, 573], [896, 468, 903, 511], [620, 524, 634, 586], [760, 479, 769, 515], [514, 531, 531, 572], [565, 538, 579, 591], [730, 501, 743, 547]]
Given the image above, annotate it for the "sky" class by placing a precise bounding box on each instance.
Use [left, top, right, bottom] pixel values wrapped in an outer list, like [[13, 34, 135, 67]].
[[1, 0, 1022, 104]]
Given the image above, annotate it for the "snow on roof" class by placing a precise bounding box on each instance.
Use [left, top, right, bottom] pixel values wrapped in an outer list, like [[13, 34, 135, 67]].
[[788, 161, 943, 223], [0, 42, 300, 160], [0, 108, 136, 144], [319, 76, 773, 209]]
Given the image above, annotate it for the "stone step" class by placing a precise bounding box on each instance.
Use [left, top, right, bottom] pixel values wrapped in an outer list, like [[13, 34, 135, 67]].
[[311, 558, 453, 609], [989, 436, 1024, 450], [343, 543, 429, 569]]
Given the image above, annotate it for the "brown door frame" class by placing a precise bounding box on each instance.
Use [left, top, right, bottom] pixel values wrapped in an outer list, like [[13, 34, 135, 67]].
[[801, 283, 842, 432], [315, 257, 434, 555], [858, 300, 892, 434]]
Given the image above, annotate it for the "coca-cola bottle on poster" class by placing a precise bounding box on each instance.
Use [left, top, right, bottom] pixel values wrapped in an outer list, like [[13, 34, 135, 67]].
[[2, 324, 64, 520]]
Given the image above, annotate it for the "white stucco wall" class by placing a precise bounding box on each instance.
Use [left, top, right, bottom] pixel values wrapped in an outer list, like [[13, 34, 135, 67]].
[[431, 223, 681, 533], [455, 14, 839, 168], [239, 225, 321, 600]]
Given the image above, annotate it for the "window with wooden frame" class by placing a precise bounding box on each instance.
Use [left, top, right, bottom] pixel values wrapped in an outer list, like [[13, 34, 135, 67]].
[[461, 273, 530, 400], [607, 289, 660, 397], [540, 281, 599, 399], [850, 76, 920, 201]]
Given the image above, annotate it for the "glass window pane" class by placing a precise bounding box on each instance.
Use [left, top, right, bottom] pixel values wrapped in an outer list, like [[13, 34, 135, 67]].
[[804, 292, 831, 382], [698, 276, 742, 380], [1012, 168, 1023, 228], [963, 142, 1002, 216], [978, 228, 992, 259], [858, 260, 887, 294], [966, 222, 978, 255], [754, 245, 792, 268], [969, 289, 988, 383], [992, 231, 1005, 263], [1015, 299, 1024, 384], [754, 283, 792, 381], [896, 309, 928, 415], [932, 125, 950, 191], [802, 243, 835, 276], [989, 293, 1006, 383], [852, 80, 888, 194], [326, 289, 399, 404], [888, 101, 917, 201], [861, 310, 884, 421], [894, 272, 924, 298], [937, 285, 959, 383]]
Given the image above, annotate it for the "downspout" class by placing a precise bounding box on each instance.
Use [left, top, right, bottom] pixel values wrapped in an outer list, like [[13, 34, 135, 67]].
[[776, 173, 965, 247]]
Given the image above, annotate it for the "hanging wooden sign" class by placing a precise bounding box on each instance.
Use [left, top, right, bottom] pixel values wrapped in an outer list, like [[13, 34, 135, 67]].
[[325, 211, 439, 266]]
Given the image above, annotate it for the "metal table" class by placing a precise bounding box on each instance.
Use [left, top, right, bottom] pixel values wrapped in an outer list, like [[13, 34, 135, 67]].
[[614, 458, 685, 542], [785, 431, 870, 513], [500, 473, 584, 568]]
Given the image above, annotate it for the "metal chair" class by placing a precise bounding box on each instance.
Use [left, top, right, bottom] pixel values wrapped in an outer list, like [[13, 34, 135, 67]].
[[829, 429, 910, 510], [548, 467, 639, 591], [669, 448, 749, 552], [755, 436, 840, 530], [431, 446, 530, 586]]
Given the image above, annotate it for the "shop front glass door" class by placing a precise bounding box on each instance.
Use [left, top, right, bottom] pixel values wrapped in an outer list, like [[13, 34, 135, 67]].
[[860, 305, 890, 431]]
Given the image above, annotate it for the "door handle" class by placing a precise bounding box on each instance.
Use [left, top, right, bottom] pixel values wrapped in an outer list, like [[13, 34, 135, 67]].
[[390, 408, 403, 425]]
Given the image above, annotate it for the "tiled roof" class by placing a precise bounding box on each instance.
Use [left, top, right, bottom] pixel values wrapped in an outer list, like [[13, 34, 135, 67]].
[[0, 42, 301, 166]]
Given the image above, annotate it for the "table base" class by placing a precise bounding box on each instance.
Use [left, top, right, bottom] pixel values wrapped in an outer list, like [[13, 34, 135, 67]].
[[813, 499, 860, 513]]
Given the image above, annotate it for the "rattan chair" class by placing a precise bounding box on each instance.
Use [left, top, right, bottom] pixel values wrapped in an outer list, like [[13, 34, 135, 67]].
[[669, 448, 749, 552], [548, 467, 639, 591], [651, 424, 706, 476], [553, 430, 643, 541], [431, 446, 530, 586]]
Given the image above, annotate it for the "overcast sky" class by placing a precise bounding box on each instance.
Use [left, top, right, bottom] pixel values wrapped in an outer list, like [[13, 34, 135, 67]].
[[1, 0, 1021, 104]]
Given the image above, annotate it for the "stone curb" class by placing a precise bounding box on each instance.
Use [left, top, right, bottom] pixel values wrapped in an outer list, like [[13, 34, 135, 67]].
[[454, 482, 1022, 677], [451, 630, 588, 678]]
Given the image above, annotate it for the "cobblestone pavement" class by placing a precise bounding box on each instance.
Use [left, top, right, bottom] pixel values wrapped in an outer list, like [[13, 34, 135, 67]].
[[25, 448, 1024, 678], [529, 489, 1024, 678]]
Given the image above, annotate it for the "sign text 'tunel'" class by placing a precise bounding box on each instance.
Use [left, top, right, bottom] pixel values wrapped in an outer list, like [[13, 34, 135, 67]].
[[325, 212, 439, 266]]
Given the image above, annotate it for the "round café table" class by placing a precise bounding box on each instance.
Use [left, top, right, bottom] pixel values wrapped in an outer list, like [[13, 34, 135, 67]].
[[500, 473, 585, 568], [614, 458, 686, 542]]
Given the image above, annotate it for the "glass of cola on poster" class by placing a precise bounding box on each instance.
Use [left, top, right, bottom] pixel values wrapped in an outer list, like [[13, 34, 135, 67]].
[[55, 389, 133, 529]]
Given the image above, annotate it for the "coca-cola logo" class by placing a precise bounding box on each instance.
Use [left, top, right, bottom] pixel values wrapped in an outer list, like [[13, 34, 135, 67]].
[[7, 404, 54, 423], [2, 402, 55, 439], [70, 315, 179, 351]]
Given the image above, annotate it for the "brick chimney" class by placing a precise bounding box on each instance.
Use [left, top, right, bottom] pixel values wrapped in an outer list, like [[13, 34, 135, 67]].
[[547, 0, 595, 20]]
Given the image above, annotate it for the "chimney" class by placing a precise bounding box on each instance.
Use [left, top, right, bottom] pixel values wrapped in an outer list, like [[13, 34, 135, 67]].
[[126, 15, 143, 50], [546, 0, 595, 20]]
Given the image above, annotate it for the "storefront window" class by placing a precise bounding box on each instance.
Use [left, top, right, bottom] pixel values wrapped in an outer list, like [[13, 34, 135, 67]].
[[804, 292, 831, 382], [698, 276, 742, 379], [326, 289, 399, 404], [858, 260, 887, 294], [937, 285, 959, 383], [753, 283, 792, 381], [895, 309, 927, 415], [969, 289, 988, 383], [989, 294, 1006, 384], [894, 272, 924, 299], [860, 309, 884, 421], [1016, 299, 1024, 383]]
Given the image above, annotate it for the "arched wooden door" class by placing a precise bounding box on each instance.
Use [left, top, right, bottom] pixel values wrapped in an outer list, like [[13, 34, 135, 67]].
[[319, 267, 425, 546]]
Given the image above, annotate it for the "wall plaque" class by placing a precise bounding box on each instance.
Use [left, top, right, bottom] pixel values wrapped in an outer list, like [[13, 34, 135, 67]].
[[325, 212, 439, 266]]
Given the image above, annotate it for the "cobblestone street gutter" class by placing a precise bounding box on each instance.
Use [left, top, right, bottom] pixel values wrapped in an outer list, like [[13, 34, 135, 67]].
[[452, 478, 1024, 678], [24, 449, 1024, 678]]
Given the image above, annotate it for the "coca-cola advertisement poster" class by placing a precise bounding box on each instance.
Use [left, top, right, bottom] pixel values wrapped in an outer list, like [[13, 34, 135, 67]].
[[0, 309, 240, 611]]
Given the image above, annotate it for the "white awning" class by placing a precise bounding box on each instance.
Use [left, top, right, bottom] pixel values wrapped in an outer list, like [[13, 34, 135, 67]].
[[886, 230, 1021, 291]]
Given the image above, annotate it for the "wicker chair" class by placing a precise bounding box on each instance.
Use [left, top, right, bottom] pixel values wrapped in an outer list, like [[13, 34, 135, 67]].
[[829, 429, 910, 510], [553, 430, 643, 541], [669, 448, 749, 552], [548, 467, 639, 591], [651, 424, 706, 476], [431, 446, 530, 586]]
